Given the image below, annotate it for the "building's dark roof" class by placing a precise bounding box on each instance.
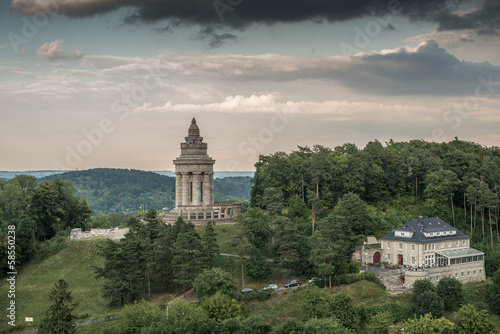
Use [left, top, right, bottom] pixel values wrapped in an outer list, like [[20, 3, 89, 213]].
[[380, 217, 470, 243]]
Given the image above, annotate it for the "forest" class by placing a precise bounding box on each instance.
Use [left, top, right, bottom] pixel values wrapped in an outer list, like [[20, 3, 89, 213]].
[[41, 168, 252, 214], [251, 138, 500, 248]]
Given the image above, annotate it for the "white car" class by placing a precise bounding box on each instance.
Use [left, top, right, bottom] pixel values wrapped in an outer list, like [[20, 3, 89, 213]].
[[263, 283, 278, 290]]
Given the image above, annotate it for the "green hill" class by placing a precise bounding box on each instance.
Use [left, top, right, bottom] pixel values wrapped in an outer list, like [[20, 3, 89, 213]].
[[41, 168, 176, 215], [40, 168, 252, 215], [0, 240, 111, 332]]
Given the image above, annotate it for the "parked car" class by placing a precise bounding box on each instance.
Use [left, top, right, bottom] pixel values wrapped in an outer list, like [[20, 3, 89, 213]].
[[240, 287, 258, 293], [284, 279, 302, 288], [308, 277, 325, 288], [263, 283, 278, 291]]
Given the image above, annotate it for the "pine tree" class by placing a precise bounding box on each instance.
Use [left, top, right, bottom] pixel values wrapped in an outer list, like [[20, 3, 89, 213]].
[[202, 221, 219, 265], [42, 279, 76, 334]]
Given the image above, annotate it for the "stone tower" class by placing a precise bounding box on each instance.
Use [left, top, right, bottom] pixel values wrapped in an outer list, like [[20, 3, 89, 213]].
[[174, 118, 215, 208], [162, 118, 241, 223]]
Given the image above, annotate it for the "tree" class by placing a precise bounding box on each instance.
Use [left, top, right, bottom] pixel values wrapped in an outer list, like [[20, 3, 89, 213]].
[[262, 187, 283, 246], [333, 192, 371, 236], [247, 247, 272, 279], [240, 208, 272, 250], [193, 268, 238, 299], [274, 216, 300, 270], [310, 214, 357, 288], [173, 228, 208, 297], [200, 291, 246, 322], [299, 285, 331, 320], [366, 311, 392, 334], [41, 279, 76, 334], [489, 270, 500, 316], [162, 299, 216, 334], [232, 215, 252, 288], [412, 279, 436, 303], [329, 292, 359, 331], [202, 221, 219, 265], [415, 290, 444, 318], [302, 317, 352, 334], [436, 277, 465, 311], [119, 300, 162, 334], [424, 170, 460, 226], [402, 313, 454, 334], [453, 304, 497, 334], [94, 239, 131, 305]]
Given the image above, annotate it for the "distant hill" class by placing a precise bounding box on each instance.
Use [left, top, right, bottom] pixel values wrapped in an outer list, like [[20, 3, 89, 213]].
[[41, 168, 176, 214], [40, 168, 252, 215]]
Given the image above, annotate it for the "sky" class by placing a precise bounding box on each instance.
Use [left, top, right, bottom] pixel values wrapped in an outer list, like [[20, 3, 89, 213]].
[[1, 0, 500, 172]]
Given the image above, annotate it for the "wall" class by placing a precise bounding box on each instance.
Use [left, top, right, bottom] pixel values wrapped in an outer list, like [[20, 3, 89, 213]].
[[378, 261, 486, 289]]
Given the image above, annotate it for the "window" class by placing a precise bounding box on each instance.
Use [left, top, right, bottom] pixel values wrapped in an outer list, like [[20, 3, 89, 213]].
[[441, 242, 444, 248], [474, 270, 476, 275], [189, 182, 193, 202], [463, 240, 466, 245], [448, 242, 451, 247], [387, 254, 391, 261], [412, 257, 415, 264], [455, 273, 458, 278], [399, 243, 402, 250], [456, 241, 459, 246], [412, 245, 415, 251], [461, 272, 464, 277], [437, 276, 439, 281], [480, 270, 482, 274], [432, 244, 435, 250], [468, 271, 470, 276], [425, 245, 428, 251], [387, 242, 390, 249]]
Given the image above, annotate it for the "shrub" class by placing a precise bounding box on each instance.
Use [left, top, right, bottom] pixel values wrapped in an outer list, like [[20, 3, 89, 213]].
[[200, 291, 246, 322], [436, 277, 464, 312], [119, 300, 162, 334], [193, 268, 238, 299]]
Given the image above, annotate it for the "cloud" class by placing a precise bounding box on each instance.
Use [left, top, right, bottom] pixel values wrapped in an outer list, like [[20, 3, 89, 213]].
[[10, 0, 500, 36], [197, 27, 237, 48], [133, 94, 436, 122], [433, 0, 500, 34], [36, 39, 84, 61]]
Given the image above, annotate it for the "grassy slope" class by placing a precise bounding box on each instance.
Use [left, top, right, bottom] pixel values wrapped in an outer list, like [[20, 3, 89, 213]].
[[0, 240, 112, 332]]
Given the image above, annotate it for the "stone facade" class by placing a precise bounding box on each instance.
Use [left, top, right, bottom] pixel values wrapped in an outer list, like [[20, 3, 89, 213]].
[[379, 262, 486, 289], [162, 118, 241, 223], [361, 217, 486, 289]]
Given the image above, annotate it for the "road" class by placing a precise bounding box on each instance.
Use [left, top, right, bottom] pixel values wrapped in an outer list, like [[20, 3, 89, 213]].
[[19, 316, 120, 334], [219, 252, 274, 262]]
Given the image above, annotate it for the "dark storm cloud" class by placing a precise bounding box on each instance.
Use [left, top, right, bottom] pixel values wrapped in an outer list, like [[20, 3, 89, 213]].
[[334, 40, 500, 95], [11, 0, 499, 33], [433, 0, 500, 34], [197, 27, 237, 48]]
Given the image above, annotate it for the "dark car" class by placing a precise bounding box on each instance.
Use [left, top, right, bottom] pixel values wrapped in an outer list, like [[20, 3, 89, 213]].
[[284, 279, 302, 288]]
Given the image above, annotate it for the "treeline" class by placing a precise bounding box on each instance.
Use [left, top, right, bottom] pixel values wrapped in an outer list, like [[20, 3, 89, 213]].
[[42, 169, 252, 214], [0, 176, 92, 274], [95, 211, 219, 305], [251, 139, 500, 246]]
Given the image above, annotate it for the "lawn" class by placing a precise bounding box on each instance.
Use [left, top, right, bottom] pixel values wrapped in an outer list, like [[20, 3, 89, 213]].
[[0, 239, 114, 332]]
